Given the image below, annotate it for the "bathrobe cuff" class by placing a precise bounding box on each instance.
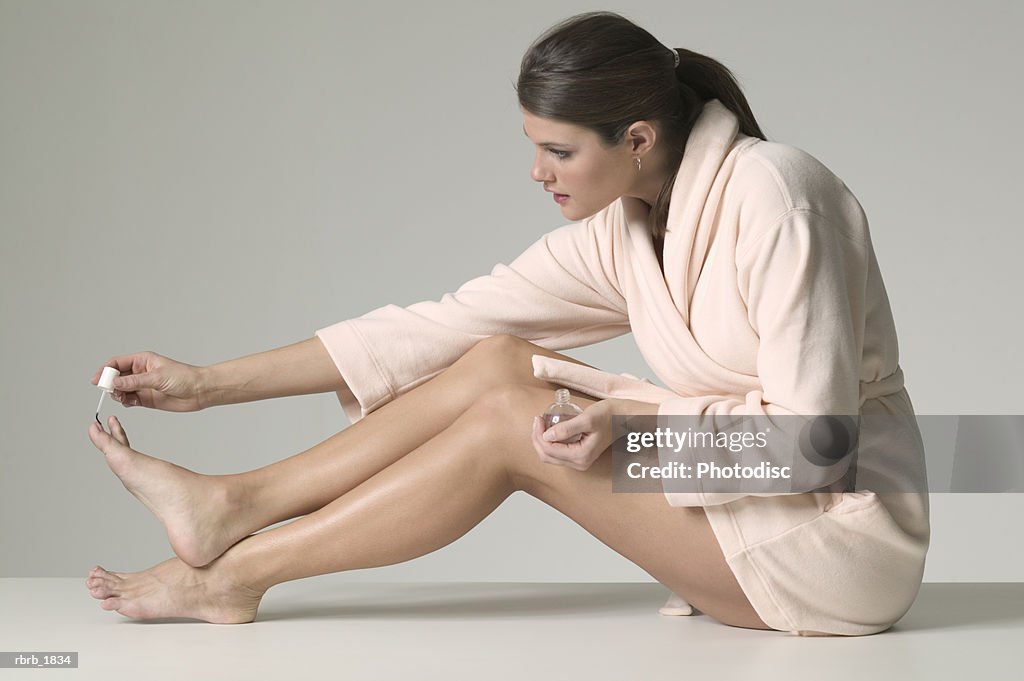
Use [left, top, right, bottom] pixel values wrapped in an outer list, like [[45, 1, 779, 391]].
[[656, 395, 756, 508], [315, 320, 393, 424]]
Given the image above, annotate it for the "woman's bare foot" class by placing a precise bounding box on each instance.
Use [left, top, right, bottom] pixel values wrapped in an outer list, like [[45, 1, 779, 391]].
[[84, 557, 265, 623], [87, 417, 253, 567]]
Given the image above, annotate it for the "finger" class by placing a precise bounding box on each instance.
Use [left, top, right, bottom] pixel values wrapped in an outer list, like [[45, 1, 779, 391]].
[[113, 390, 139, 408], [531, 418, 559, 465], [541, 421, 560, 442], [550, 441, 588, 471], [94, 355, 137, 385], [540, 441, 585, 470], [543, 421, 582, 445], [542, 419, 583, 448], [111, 390, 136, 407], [112, 373, 144, 392], [106, 354, 158, 393], [533, 418, 579, 466]]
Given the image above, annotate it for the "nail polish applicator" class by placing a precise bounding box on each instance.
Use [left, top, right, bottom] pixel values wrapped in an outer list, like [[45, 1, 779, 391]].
[[95, 366, 119, 426]]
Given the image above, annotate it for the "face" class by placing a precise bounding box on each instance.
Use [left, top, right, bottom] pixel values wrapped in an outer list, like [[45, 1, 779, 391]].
[[522, 109, 639, 220]]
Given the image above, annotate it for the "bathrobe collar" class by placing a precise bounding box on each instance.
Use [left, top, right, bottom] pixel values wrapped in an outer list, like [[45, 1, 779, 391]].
[[621, 98, 752, 323], [619, 98, 761, 397]]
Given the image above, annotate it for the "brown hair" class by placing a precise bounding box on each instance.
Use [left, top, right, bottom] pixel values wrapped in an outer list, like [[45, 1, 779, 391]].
[[515, 11, 767, 240]]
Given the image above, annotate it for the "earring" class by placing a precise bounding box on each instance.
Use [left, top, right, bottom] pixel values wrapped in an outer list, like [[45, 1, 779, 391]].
[[635, 157, 642, 172]]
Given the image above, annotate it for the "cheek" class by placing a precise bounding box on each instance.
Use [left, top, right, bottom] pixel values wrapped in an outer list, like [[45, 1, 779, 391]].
[[562, 165, 595, 194], [576, 159, 616, 189], [573, 165, 619, 200]]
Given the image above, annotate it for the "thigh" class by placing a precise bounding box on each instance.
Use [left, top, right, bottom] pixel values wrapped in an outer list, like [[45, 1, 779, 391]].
[[474, 383, 774, 632], [447, 334, 598, 395]]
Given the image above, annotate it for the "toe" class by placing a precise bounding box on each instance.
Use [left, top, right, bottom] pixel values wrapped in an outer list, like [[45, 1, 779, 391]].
[[108, 416, 131, 447], [100, 597, 121, 611], [87, 576, 116, 598], [87, 423, 119, 455], [89, 568, 121, 589], [86, 574, 109, 588]]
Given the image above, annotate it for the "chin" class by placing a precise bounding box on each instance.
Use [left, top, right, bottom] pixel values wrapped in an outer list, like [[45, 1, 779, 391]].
[[562, 203, 601, 221], [558, 202, 587, 220]]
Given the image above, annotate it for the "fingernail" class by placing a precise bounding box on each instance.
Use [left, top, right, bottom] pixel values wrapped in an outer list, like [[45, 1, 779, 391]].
[[543, 431, 555, 441]]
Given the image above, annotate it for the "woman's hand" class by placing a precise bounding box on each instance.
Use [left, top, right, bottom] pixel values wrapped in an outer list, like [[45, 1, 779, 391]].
[[90, 351, 208, 412], [531, 399, 619, 472]]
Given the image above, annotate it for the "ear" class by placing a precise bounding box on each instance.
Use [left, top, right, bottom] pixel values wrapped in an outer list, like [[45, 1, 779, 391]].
[[625, 120, 658, 156]]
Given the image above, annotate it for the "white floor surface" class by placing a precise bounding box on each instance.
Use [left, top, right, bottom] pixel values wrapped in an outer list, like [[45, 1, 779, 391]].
[[0, 579, 1020, 679]]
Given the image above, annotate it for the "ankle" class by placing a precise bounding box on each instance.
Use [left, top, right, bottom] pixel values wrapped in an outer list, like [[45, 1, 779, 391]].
[[210, 473, 256, 523], [209, 548, 270, 598]]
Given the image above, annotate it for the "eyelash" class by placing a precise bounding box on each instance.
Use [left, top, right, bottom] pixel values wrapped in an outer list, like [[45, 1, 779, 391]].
[[549, 149, 571, 160]]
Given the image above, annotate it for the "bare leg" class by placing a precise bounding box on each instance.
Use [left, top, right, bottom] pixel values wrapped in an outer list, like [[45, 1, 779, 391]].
[[87, 335, 598, 567], [231, 336, 597, 522], [86, 383, 774, 632]]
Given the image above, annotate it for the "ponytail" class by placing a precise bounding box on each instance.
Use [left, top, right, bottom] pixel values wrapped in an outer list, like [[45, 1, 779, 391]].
[[648, 48, 767, 238]]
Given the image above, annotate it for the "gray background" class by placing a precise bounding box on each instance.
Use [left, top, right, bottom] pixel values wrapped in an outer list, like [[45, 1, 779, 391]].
[[1, 0, 1021, 580]]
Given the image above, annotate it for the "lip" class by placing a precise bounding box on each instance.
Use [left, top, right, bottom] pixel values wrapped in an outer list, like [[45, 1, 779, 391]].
[[545, 188, 570, 202]]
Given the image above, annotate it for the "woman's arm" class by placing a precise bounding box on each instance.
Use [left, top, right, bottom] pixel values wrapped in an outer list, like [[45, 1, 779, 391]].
[[198, 336, 342, 408], [314, 209, 630, 424], [613, 398, 660, 417]]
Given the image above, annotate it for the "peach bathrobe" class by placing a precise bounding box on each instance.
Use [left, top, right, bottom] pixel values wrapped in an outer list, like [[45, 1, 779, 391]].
[[315, 99, 930, 636]]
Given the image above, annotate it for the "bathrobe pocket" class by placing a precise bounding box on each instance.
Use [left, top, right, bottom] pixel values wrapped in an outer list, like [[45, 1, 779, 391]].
[[739, 489, 927, 635]]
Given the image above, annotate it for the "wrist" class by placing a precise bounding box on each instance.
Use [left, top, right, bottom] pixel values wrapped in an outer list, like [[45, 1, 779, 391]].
[[196, 365, 219, 409], [612, 398, 659, 417]]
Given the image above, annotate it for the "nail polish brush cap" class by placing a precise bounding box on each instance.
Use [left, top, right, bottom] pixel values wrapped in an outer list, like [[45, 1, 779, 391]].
[[98, 366, 119, 392]]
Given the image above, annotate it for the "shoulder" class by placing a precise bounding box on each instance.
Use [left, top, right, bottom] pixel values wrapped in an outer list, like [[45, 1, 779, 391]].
[[729, 139, 870, 252]]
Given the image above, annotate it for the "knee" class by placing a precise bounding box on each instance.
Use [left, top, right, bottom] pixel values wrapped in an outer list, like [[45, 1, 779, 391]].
[[462, 384, 550, 489], [466, 334, 535, 361], [471, 384, 543, 422], [460, 384, 547, 443], [454, 335, 540, 381]]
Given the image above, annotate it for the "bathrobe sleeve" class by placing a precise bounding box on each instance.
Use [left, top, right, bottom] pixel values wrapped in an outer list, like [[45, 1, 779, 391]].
[[658, 207, 868, 506], [315, 211, 629, 424]]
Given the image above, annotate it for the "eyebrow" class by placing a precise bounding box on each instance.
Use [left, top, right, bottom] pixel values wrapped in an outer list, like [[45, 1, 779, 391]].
[[523, 125, 570, 149]]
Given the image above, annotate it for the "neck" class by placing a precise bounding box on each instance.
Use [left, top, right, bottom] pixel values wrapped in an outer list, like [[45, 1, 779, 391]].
[[630, 150, 675, 208]]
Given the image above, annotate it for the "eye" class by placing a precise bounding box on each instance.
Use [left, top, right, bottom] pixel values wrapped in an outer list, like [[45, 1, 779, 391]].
[[549, 149, 571, 160]]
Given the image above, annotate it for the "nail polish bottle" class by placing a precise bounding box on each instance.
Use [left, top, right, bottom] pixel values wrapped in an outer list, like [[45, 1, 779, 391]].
[[542, 389, 584, 443]]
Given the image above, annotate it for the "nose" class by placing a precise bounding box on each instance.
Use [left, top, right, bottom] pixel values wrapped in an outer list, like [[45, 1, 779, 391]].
[[530, 151, 552, 183]]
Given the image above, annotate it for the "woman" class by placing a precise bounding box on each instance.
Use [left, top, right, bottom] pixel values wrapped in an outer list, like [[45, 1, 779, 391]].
[[85, 11, 929, 636]]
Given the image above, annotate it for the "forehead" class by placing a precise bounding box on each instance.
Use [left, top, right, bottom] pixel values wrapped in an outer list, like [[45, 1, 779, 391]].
[[521, 110, 588, 143]]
